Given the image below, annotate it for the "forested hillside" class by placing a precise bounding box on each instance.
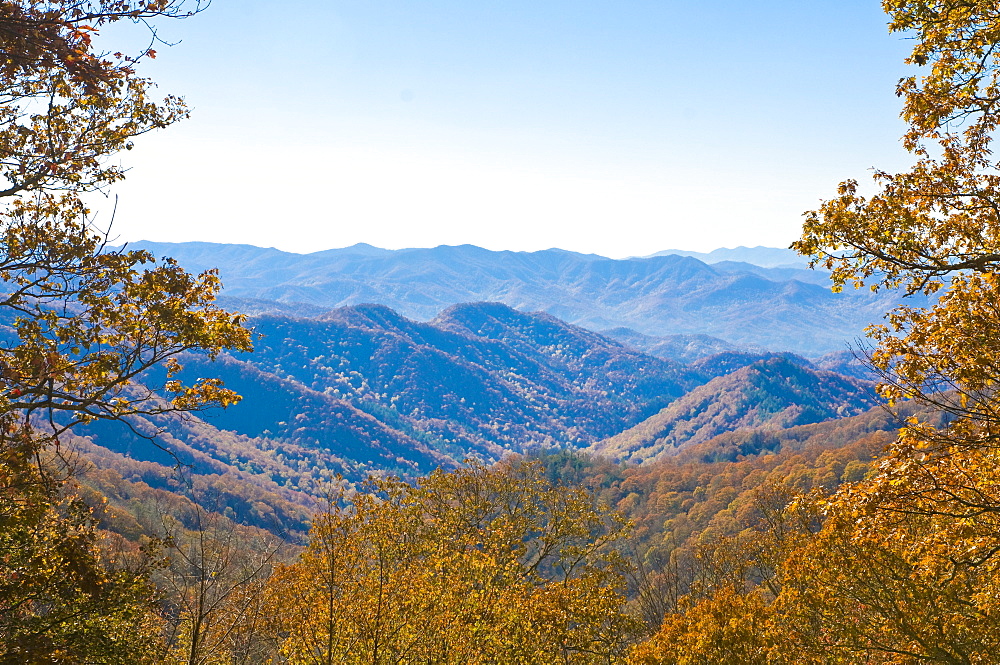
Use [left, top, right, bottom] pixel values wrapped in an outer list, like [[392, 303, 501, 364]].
[[592, 355, 879, 463], [69, 394, 929, 662], [64, 302, 880, 515]]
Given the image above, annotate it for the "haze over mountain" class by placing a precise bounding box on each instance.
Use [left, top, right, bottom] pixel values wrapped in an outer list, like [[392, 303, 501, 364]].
[[642, 246, 808, 268], [601, 328, 763, 363], [129, 241, 923, 356]]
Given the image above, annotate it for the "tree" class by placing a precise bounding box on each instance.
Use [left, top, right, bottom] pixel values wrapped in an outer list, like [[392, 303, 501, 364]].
[[793, 0, 1000, 428], [791, 0, 1000, 570], [0, 0, 251, 435], [156, 506, 283, 665], [630, 486, 1000, 664], [268, 460, 641, 664], [0, 2, 206, 93], [0, 1, 252, 661], [634, 2, 1000, 662], [627, 586, 776, 665], [0, 427, 165, 664]]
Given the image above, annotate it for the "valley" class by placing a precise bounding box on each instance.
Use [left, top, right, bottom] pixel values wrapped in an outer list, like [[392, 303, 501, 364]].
[[6, 2, 993, 659], [25, 240, 958, 660], [63, 245, 903, 544]]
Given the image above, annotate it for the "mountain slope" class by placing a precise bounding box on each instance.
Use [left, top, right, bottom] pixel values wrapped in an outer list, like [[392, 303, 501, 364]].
[[590, 356, 879, 463], [59, 302, 887, 544], [74, 303, 710, 488], [226, 302, 702, 453]]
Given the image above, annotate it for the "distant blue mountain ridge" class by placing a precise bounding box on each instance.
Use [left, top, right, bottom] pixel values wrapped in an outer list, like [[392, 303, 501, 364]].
[[123, 241, 921, 356]]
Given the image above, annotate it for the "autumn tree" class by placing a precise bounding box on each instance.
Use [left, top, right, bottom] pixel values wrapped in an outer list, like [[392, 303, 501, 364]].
[[0, 427, 166, 664], [791, 0, 1000, 587], [156, 506, 283, 665], [268, 460, 641, 665], [0, 0, 250, 434], [0, 2, 253, 662], [633, 2, 1000, 662], [793, 0, 1000, 440]]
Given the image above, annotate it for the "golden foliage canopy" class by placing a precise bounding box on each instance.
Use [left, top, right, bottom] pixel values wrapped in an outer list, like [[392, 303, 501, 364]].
[[0, 3, 251, 662], [269, 459, 640, 665]]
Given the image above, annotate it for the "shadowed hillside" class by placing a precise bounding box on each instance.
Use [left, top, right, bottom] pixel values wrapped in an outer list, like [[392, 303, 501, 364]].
[[75, 304, 711, 487], [64, 304, 882, 547]]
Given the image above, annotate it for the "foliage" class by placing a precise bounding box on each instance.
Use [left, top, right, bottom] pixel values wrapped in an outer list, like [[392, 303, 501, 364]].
[[0, 2, 253, 663], [156, 507, 283, 665], [238, 303, 696, 457], [268, 459, 641, 664], [637, 2, 1000, 662], [593, 356, 878, 464], [630, 481, 1000, 664], [0, 2, 206, 93], [0, 0, 252, 431], [76, 437, 316, 542], [536, 405, 905, 630], [628, 586, 776, 665], [0, 430, 163, 664]]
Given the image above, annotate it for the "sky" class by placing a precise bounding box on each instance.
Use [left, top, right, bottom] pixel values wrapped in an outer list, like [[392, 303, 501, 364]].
[[96, 0, 917, 257]]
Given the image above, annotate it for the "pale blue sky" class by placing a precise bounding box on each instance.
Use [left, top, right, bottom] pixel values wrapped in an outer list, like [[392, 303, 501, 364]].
[[100, 0, 916, 257]]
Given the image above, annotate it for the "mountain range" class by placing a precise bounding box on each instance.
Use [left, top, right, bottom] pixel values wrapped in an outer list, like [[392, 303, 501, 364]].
[[125, 241, 926, 356], [55, 242, 916, 541], [44, 259, 859, 509], [72, 303, 880, 505]]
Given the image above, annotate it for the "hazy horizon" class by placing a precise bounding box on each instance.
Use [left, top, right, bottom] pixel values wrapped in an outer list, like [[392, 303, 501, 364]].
[[97, 1, 914, 257]]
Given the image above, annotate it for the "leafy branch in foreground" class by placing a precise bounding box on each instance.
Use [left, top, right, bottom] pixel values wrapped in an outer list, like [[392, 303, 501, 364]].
[[269, 459, 640, 665]]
